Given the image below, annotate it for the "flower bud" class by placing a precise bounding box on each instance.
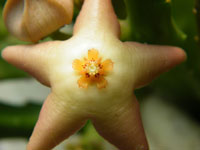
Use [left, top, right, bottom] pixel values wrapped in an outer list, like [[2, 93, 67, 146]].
[[3, 0, 73, 42]]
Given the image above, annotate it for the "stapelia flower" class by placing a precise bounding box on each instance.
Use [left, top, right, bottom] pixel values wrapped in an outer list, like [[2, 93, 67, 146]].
[[73, 49, 113, 89], [2, 0, 186, 150]]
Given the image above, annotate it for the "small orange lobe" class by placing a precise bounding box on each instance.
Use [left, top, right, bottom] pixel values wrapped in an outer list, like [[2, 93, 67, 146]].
[[73, 49, 113, 89]]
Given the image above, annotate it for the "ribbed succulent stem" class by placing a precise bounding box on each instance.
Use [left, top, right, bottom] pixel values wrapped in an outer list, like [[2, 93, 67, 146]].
[[123, 0, 186, 45]]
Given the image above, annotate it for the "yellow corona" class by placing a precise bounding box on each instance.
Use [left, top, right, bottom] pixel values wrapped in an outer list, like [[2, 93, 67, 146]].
[[73, 49, 113, 89]]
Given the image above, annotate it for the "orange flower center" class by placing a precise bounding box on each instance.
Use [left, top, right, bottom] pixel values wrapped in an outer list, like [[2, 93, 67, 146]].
[[72, 49, 113, 89], [86, 61, 100, 76]]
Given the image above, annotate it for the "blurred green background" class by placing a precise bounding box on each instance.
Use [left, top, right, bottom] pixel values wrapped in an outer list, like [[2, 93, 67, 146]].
[[0, 0, 200, 149]]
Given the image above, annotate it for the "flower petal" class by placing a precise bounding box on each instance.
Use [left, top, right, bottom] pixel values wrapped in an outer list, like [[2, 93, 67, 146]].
[[88, 49, 99, 60], [72, 59, 84, 71], [101, 59, 113, 74], [96, 77, 108, 89], [78, 76, 89, 88]]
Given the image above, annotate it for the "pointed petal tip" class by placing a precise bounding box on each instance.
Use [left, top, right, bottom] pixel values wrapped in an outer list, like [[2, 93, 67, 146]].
[[175, 47, 187, 63], [170, 47, 187, 66], [73, 0, 120, 37], [1, 45, 25, 62], [1, 46, 14, 61]]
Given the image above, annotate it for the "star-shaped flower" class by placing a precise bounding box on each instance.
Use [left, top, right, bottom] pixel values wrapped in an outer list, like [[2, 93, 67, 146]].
[[73, 49, 113, 89], [2, 0, 186, 150]]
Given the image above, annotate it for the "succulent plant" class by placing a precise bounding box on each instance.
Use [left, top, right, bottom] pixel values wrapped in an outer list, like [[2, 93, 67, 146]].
[[1, 0, 188, 149], [1, 0, 200, 149]]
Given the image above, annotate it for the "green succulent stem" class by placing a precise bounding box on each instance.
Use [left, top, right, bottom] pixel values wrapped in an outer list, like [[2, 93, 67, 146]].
[[123, 0, 186, 45]]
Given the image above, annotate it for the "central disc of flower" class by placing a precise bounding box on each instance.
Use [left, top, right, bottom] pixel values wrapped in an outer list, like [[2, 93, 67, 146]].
[[86, 61, 100, 76], [72, 49, 113, 89]]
